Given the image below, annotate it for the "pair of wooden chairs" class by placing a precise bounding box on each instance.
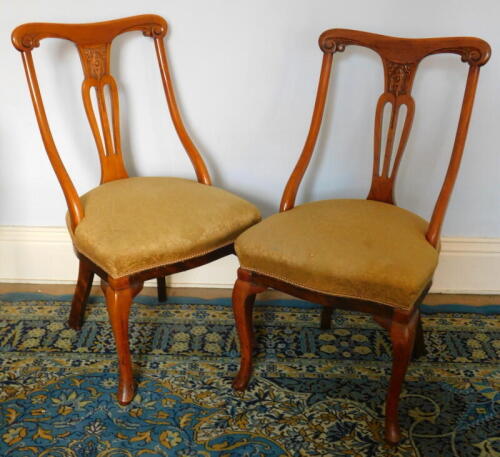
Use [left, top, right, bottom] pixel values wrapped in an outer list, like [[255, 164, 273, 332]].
[[12, 15, 490, 444]]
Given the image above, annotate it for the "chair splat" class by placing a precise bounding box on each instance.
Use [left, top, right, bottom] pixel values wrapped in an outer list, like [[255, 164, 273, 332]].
[[78, 42, 127, 183], [368, 59, 417, 203]]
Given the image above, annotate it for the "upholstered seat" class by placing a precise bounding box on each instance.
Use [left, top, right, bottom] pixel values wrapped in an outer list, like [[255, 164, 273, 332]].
[[236, 199, 438, 309], [71, 177, 261, 278]]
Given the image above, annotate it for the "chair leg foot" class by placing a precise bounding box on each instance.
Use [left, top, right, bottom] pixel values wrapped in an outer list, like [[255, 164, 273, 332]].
[[385, 309, 418, 444], [385, 423, 401, 446], [117, 380, 136, 406], [233, 372, 251, 392], [157, 277, 167, 302], [68, 260, 94, 330], [320, 306, 334, 330], [232, 278, 263, 391], [102, 281, 143, 405]]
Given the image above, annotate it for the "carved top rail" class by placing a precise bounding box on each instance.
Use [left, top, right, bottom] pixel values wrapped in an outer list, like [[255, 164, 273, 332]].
[[12, 15, 211, 231], [11, 15, 167, 51], [280, 28, 490, 248], [318, 29, 490, 67]]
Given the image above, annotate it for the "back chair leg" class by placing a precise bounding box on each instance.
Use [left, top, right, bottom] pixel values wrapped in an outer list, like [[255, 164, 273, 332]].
[[412, 315, 426, 360], [68, 260, 94, 330], [157, 276, 167, 302], [232, 278, 265, 391], [102, 281, 143, 405], [385, 309, 419, 444], [320, 306, 334, 330]]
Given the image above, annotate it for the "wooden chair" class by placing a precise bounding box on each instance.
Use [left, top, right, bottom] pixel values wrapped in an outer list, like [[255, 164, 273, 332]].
[[12, 15, 261, 405], [231, 29, 490, 444]]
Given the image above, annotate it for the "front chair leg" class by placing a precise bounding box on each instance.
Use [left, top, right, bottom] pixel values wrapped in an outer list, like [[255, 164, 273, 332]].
[[385, 309, 419, 444], [232, 278, 265, 391], [102, 281, 143, 405], [68, 259, 94, 330], [157, 276, 167, 302]]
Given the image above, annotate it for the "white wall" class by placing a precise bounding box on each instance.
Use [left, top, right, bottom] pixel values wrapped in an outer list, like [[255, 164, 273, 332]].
[[0, 0, 499, 290]]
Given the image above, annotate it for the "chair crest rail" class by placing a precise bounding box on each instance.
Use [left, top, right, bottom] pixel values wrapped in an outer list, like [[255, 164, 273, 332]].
[[319, 29, 490, 66], [11, 15, 167, 51]]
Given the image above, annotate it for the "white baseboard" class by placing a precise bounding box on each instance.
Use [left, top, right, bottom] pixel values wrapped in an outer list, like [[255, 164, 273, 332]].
[[432, 238, 500, 293], [0, 226, 498, 294]]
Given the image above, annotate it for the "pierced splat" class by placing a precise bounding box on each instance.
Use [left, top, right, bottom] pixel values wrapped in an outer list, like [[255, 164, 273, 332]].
[[78, 43, 127, 183], [368, 60, 417, 203]]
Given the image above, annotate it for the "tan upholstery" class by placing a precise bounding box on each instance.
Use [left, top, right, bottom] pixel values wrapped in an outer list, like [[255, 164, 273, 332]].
[[70, 177, 261, 278], [235, 199, 438, 309]]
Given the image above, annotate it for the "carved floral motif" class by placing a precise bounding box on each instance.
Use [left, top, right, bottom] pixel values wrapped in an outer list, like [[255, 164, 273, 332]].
[[387, 62, 412, 96], [81, 45, 107, 80]]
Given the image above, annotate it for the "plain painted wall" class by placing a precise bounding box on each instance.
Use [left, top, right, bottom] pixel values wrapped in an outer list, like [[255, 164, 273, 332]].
[[1, 0, 499, 237]]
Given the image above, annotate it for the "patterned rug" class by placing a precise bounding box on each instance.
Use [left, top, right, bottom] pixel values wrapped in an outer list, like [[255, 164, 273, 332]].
[[0, 293, 498, 457]]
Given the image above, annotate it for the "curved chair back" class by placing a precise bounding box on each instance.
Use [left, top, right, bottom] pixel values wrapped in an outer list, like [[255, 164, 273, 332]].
[[12, 15, 210, 231], [280, 29, 490, 247]]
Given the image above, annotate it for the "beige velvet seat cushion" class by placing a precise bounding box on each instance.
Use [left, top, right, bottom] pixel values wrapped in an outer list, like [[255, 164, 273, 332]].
[[235, 199, 438, 310], [70, 177, 261, 278]]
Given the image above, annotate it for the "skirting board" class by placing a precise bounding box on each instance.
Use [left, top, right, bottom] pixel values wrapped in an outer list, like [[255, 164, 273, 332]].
[[0, 226, 499, 293]]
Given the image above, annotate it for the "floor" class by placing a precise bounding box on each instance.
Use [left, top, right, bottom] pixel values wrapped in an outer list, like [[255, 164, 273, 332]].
[[1, 284, 498, 456], [0, 282, 498, 306]]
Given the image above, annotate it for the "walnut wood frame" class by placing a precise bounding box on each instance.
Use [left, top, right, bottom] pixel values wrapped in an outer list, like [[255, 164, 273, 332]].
[[12, 15, 232, 405], [232, 29, 490, 444]]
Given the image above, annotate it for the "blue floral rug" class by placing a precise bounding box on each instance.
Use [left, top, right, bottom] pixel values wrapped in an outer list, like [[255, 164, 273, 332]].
[[0, 293, 498, 456]]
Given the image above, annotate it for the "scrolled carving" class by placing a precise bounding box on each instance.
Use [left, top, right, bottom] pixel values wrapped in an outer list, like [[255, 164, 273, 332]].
[[460, 47, 482, 65], [20, 34, 40, 50], [436, 45, 489, 66], [142, 24, 166, 39], [320, 36, 354, 54], [81, 45, 107, 80]]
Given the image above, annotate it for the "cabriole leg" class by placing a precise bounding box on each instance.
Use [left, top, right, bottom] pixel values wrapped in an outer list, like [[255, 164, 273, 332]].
[[102, 281, 143, 405], [232, 278, 265, 391], [385, 309, 419, 444]]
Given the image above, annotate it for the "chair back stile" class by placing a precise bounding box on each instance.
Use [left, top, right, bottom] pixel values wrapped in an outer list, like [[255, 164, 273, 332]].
[[11, 14, 211, 232], [280, 29, 490, 247]]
